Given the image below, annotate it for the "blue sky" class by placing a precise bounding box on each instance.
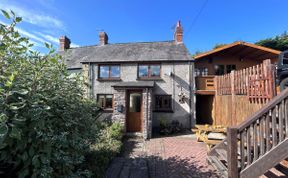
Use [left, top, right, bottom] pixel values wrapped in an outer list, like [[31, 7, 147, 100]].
[[0, 0, 288, 54]]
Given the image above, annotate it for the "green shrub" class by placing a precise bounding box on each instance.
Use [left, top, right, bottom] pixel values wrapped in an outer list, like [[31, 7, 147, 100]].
[[0, 10, 102, 177], [85, 122, 123, 178], [159, 118, 183, 135]]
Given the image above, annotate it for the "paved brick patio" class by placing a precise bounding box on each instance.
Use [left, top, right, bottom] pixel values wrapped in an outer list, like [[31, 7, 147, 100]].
[[106, 135, 219, 178]]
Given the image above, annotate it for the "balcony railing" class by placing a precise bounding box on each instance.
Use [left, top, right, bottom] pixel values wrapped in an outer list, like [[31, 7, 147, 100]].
[[195, 75, 215, 91]]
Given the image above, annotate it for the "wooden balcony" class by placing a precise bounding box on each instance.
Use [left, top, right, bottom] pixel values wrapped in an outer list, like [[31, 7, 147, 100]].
[[195, 75, 215, 95]]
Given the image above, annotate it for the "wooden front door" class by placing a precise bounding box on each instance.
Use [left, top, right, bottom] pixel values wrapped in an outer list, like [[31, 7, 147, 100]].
[[127, 91, 142, 132]]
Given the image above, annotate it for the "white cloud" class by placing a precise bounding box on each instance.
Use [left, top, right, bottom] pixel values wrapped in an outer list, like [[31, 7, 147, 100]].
[[70, 43, 80, 48], [0, 17, 79, 50], [0, 19, 46, 45], [0, 3, 65, 29], [36, 32, 59, 44], [16, 28, 46, 44], [29, 41, 42, 47], [36, 32, 80, 47]]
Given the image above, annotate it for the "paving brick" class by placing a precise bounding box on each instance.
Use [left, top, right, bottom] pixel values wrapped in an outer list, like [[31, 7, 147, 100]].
[[106, 135, 220, 178]]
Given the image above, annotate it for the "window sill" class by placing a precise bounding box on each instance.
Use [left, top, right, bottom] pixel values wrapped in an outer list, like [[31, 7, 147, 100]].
[[153, 110, 174, 113], [102, 109, 113, 113], [137, 78, 163, 81], [97, 78, 122, 82]]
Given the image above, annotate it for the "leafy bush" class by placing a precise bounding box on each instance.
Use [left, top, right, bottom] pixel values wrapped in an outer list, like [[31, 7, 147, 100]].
[[85, 122, 123, 178], [255, 31, 288, 51], [159, 118, 182, 135], [0, 10, 103, 177]]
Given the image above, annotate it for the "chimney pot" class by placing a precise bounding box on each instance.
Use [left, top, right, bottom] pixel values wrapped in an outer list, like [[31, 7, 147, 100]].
[[174, 20, 183, 44], [59, 36, 71, 51], [99, 32, 108, 45]]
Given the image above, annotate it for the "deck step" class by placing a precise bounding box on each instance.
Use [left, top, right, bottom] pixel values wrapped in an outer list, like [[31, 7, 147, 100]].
[[207, 156, 228, 177], [263, 167, 287, 178], [274, 163, 288, 176], [214, 148, 242, 169], [215, 149, 227, 162], [259, 160, 288, 178]]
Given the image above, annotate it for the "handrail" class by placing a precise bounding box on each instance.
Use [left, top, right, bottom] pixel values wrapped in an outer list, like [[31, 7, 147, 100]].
[[237, 87, 288, 132], [227, 88, 288, 178]]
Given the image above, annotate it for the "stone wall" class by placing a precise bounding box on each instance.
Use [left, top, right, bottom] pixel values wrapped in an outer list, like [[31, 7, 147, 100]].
[[82, 63, 89, 98], [142, 88, 153, 139], [152, 62, 194, 129], [84, 61, 195, 137], [111, 89, 126, 132]]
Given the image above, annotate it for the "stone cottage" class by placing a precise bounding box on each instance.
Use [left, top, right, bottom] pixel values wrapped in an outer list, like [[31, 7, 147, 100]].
[[59, 21, 195, 139]]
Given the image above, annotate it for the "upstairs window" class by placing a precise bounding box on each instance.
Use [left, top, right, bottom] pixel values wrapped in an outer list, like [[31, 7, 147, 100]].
[[138, 64, 161, 78], [99, 65, 120, 79], [195, 68, 208, 76], [226, 65, 236, 73], [97, 94, 113, 109], [155, 95, 172, 111], [214, 65, 225, 75], [283, 52, 288, 64], [214, 64, 236, 75]]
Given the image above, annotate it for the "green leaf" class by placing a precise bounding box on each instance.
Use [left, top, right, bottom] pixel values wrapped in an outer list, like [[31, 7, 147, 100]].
[[40, 154, 48, 164], [18, 168, 29, 178], [5, 81, 12, 87], [44, 105, 51, 110], [15, 17, 22, 23], [50, 57, 58, 64], [32, 156, 40, 168], [9, 127, 21, 139], [12, 118, 27, 125], [0, 114, 8, 123], [44, 42, 50, 49], [28, 147, 35, 157], [9, 73, 15, 81], [0, 143, 7, 149], [13, 89, 29, 95], [9, 105, 19, 110], [0, 124, 8, 137], [10, 10, 15, 17], [1, 10, 10, 19], [22, 151, 28, 161]]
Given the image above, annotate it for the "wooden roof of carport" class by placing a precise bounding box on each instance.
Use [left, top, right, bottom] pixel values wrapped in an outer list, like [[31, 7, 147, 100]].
[[194, 41, 281, 61]]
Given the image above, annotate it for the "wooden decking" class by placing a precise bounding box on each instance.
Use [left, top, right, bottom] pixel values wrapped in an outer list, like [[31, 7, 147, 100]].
[[208, 88, 288, 178]]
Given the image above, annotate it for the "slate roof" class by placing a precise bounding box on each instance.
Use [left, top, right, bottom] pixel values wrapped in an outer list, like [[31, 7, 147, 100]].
[[112, 81, 155, 88], [60, 41, 192, 69]]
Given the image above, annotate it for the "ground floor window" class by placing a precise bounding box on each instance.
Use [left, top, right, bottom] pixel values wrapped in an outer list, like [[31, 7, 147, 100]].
[[97, 94, 113, 109], [155, 95, 172, 111]]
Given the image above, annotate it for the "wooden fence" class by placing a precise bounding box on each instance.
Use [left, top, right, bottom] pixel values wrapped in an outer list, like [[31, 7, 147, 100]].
[[215, 59, 276, 101]]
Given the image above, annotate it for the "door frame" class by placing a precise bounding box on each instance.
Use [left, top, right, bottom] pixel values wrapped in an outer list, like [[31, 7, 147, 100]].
[[126, 89, 143, 132]]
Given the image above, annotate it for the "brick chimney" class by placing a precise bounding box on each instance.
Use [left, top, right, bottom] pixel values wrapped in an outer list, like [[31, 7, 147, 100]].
[[99, 32, 108, 45], [174, 21, 183, 44], [59, 36, 71, 51]]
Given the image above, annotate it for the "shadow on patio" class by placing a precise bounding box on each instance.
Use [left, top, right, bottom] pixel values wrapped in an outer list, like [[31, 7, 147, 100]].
[[106, 136, 219, 178]]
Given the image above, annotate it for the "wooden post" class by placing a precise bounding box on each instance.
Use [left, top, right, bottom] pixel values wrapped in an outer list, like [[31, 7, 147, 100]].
[[227, 127, 239, 178], [266, 59, 276, 99], [214, 76, 218, 96], [231, 71, 236, 126], [214, 76, 218, 125]]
